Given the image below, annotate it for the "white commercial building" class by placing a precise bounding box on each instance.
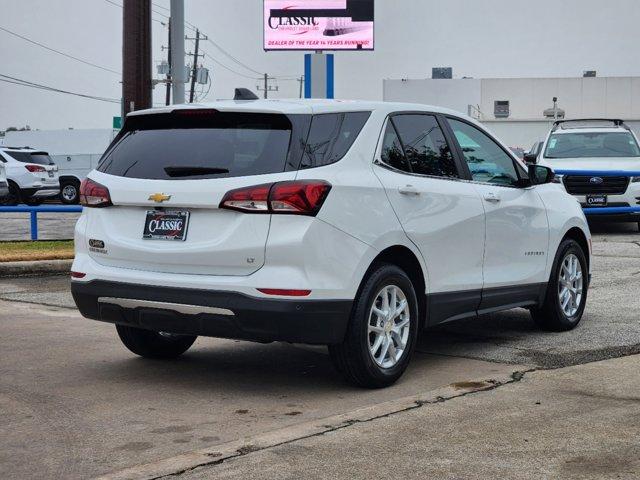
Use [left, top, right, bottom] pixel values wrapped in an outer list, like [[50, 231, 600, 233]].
[[384, 76, 640, 148]]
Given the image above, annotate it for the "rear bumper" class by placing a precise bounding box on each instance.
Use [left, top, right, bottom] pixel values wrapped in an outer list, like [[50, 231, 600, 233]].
[[71, 280, 352, 345], [22, 186, 60, 198]]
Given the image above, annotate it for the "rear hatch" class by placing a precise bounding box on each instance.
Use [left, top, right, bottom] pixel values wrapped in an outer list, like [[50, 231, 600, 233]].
[[85, 109, 311, 276]]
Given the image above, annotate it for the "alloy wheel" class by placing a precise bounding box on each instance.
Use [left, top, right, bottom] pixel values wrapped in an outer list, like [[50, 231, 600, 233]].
[[558, 253, 583, 317], [367, 284, 411, 369]]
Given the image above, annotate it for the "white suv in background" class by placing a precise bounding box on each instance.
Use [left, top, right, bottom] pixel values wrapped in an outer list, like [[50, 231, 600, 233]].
[[0, 162, 8, 199], [71, 99, 591, 387], [0, 146, 60, 205], [528, 119, 640, 228]]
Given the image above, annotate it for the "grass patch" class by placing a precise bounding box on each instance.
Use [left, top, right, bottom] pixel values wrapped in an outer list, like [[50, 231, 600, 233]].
[[0, 240, 74, 262]]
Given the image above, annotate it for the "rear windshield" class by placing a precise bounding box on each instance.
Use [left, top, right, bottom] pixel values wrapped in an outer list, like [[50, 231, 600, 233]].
[[544, 132, 640, 159], [5, 151, 54, 165], [98, 110, 370, 180]]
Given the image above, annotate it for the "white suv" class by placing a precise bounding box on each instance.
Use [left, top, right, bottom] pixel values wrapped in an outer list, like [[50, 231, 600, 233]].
[[71, 100, 591, 387], [0, 146, 60, 205], [529, 119, 640, 228], [0, 161, 8, 199]]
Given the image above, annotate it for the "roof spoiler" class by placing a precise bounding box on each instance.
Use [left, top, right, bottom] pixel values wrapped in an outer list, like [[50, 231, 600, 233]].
[[234, 88, 259, 101], [552, 118, 630, 131]]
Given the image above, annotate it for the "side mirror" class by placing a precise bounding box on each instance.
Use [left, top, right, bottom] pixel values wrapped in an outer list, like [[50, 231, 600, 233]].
[[523, 152, 538, 164], [528, 164, 555, 185]]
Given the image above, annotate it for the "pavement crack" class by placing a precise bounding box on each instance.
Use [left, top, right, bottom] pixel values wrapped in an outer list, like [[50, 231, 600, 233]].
[[154, 368, 536, 479]]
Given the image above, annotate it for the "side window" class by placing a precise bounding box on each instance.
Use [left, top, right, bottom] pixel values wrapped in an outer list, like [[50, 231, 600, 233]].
[[380, 121, 410, 172], [300, 112, 371, 169], [448, 118, 520, 186], [392, 114, 458, 178]]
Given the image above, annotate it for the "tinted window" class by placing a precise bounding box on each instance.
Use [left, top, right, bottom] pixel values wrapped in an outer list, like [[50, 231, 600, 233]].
[[392, 114, 458, 178], [448, 118, 519, 186], [300, 112, 370, 169], [380, 122, 410, 172], [544, 132, 640, 159], [99, 112, 309, 180], [5, 151, 53, 165]]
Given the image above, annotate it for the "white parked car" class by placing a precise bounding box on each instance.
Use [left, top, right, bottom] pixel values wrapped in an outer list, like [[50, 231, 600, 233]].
[[528, 119, 640, 228], [71, 99, 591, 387], [0, 162, 8, 199], [0, 146, 60, 205]]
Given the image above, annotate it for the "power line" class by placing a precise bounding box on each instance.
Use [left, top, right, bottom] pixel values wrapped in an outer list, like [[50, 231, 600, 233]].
[[0, 74, 120, 104], [152, 2, 293, 79], [0, 25, 121, 75], [102, 0, 168, 26]]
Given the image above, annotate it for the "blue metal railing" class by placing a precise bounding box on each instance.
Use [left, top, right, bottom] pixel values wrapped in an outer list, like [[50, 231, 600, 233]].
[[554, 169, 640, 217], [0, 205, 83, 240]]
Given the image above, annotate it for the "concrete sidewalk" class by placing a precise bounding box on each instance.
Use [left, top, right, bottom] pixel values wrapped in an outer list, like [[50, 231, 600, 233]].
[[179, 355, 640, 480]]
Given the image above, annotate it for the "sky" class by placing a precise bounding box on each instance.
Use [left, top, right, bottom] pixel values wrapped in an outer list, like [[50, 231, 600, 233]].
[[1, 0, 640, 130]]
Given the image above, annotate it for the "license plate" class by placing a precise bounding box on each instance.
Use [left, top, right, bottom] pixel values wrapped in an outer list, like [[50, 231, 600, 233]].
[[586, 194, 607, 207], [143, 210, 189, 241], [48, 171, 54, 178]]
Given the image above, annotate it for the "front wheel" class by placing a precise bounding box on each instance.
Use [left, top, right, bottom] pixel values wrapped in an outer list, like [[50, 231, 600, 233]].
[[329, 263, 419, 388], [530, 239, 588, 331], [60, 180, 80, 204], [116, 325, 197, 359]]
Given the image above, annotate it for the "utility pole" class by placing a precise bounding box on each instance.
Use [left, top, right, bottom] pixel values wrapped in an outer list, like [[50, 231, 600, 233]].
[[297, 75, 304, 99], [187, 29, 207, 103], [122, 0, 152, 116], [170, 0, 186, 104], [165, 19, 172, 106], [257, 73, 278, 99]]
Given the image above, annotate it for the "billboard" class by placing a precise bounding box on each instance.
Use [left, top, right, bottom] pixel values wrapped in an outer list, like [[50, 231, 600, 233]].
[[264, 0, 374, 51]]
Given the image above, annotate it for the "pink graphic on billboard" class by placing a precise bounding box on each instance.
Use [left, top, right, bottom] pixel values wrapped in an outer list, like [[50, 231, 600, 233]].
[[264, 0, 374, 51]]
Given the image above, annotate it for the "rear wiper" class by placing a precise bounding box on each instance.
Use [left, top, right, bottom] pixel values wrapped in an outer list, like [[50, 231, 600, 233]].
[[164, 166, 229, 177]]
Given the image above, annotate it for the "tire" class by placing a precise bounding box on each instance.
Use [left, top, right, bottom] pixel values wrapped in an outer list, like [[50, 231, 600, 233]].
[[530, 239, 588, 332], [329, 263, 419, 388], [3, 182, 21, 206], [60, 179, 80, 204], [116, 324, 197, 359]]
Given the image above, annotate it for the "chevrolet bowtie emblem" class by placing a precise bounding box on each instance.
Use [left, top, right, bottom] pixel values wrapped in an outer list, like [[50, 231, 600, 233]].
[[148, 193, 171, 203]]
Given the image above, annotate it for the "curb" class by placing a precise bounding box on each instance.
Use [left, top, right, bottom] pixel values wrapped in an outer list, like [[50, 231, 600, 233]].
[[0, 259, 72, 278], [97, 368, 532, 480]]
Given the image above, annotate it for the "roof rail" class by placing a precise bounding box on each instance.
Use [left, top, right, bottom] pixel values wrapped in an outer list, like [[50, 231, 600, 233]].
[[552, 118, 629, 131]]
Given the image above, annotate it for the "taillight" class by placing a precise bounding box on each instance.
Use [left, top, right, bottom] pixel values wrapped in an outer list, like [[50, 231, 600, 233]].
[[25, 165, 46, 173], [80, 178, 112, 208], [220, 181, 331, 216], [71, 271, 86, 279], [219, 183, 271, 213]]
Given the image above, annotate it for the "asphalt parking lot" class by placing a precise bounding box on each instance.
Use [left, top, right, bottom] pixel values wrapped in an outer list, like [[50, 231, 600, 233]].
[[0, 222, 639, 479]]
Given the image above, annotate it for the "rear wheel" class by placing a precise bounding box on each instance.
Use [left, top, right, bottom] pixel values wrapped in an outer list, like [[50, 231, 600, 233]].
[[530, 239, 588, 331], [329, 263, 419, 388], [116, 324, 197, 359], [3, 182, 21, 206]]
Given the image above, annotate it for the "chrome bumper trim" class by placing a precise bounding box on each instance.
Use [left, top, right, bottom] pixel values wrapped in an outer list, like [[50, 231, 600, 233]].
[[98, 297, 235, 317]]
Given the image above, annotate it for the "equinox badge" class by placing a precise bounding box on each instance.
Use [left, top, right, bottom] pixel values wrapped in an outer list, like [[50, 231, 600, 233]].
[[148, 193, 172, 203]]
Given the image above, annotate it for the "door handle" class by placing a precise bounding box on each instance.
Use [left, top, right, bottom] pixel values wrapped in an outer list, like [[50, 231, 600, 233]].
[[398, 185, 420, 196], [483, 192, 501, 203]]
